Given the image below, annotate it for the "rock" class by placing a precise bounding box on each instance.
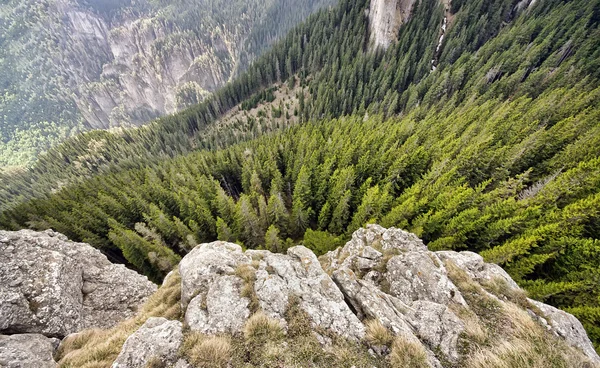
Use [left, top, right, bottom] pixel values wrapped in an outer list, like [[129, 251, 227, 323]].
[[179, 241, 251, 308], [385, 252, 466, 306], [368, 0, 417, 50], [0, 334, 58, 368], [179, 241, 365, 340], [321, 224, 600, 365], [529, 299, 600, 364], [0, 229, 156, 337], [112, 317, 183, 368], [185, 275, 250, 334], [172, 359, 193, 368], [435, 251, 520, 290], [253, 246, 365, 340], [407, 301, 464, 363]]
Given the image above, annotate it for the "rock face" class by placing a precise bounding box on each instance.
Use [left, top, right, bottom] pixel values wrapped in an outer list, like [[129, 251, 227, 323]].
[[3, 226, 599, 367], [174, 226, 599, 367], [322, 225, 600, 366], [0, 229, 156, 338], [112, 317, 183, 368], [0, 334, 58, 368], [179, 241, 365, 340], [368, 0, 417, 49], [529, 299, 600, 362]]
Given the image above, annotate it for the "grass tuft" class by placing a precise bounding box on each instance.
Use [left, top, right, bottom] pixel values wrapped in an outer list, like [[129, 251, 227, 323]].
[[181, 333, 231, 368], [389, 336, 429, 368], [235, 264, 259, 313], [243, 311, 285, 345], [364, 319, 393, 348]]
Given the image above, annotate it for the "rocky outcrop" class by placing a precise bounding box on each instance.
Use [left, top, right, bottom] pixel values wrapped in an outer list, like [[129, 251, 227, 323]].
[[322, 225, 600, 365], [368, 0, 417, 49], [0, 334, 59, 368], [3, 226, 599, 367], [0, 229, 156, 337], [179, 241, 365, 340], [112, 317, 183, 368], [152, 226, 600, 367], [529, 299, 600, 362]]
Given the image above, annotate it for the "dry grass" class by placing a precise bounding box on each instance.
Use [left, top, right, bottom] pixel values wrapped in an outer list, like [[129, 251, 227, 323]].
[[364, 319, 394, 347], [389, 336, 429, 368], [228, 297, 385, 367], [55, 270, 182, 368], [444, 260, 594, 368], [445, 260, 504, 330], [180, 333, 231, 368], [243, 312, 285, 344], [465, 303, 594, 368], [235, 264, 259, 313], [144, 356, 166, 368]]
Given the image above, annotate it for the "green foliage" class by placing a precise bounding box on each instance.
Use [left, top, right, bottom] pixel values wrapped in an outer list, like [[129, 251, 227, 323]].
[[1, 0, 600, 351], [302, 229, 344, 256]]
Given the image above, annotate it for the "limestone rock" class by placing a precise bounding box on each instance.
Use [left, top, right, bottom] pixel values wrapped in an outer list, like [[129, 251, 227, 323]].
[[112, 317, 183, 368], [368, 0, 417, 49], [252, 246, 365, 340], [385, 252, 466, 306], [0, 229, 156, 337], [179, 241, 251, 308], [185, 275, 250, 334], [436, 251, 520, 290], [179, 241, 364, 340], [0, 334, 58, 368], [321, 224, 600, 365], [529, 299, 600, 364]]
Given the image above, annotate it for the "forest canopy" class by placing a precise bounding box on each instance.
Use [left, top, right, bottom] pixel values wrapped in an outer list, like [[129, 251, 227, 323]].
[[1, 0, 600, 352]]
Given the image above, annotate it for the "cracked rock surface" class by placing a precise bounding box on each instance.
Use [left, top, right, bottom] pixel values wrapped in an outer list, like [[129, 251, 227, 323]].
[[0, 229, 156, 338], [2, 226, 599, 367]]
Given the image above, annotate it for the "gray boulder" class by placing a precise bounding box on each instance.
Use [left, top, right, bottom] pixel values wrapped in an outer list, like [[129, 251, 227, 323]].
[[185, 275, 250, 334], [179, 241, 365, 340], [112, 317, 183, 368], [0, 229, 156, 337], [0, 334, 58, 368], [321, 224, 600, 366], [529, 299, 600, 364]]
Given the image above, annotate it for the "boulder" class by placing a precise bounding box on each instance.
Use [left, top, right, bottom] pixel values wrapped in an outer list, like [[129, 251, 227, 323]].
[[529, 299, 600, 364], [112, 317, 183, 368], [0, 229, 156, 337], [179, 241, 365, 340], [321, 224, 600, 366], [0, 334, 58, 368]]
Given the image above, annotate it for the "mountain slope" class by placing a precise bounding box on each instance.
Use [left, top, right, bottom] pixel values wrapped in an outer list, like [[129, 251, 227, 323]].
[[1, 0, 600, 352], [0, 0, 335, 167]]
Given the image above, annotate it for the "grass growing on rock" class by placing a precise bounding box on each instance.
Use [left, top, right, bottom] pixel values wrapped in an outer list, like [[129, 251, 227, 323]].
[[389, 336, 430, 368], [445, 260, 595, 368], [235, 264, 259, 313], [180, 333, 232, 368], [55, 270, 182, 368], [179, 297, 385, 367], [364, 319, 394, 348]]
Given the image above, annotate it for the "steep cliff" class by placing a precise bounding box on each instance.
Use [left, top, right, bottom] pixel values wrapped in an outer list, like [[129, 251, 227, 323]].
[[368, 0, 417, 49]]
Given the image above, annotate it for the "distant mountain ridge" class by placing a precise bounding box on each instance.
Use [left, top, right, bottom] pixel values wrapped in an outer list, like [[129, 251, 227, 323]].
[[0, 0, 335, 167]]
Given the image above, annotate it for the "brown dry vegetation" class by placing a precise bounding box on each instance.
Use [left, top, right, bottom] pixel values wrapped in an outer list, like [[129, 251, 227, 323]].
[[445, 260, 595, 368], [55, 271, 182, 368]]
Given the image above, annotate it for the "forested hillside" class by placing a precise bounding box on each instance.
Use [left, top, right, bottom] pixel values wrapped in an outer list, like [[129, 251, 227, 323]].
[[1, 0, 599, 352], [0, 0, 334, 167]]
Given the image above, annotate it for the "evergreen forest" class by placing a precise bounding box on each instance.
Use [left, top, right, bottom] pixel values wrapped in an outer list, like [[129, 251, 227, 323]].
[[1, 0, 600, 352]]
